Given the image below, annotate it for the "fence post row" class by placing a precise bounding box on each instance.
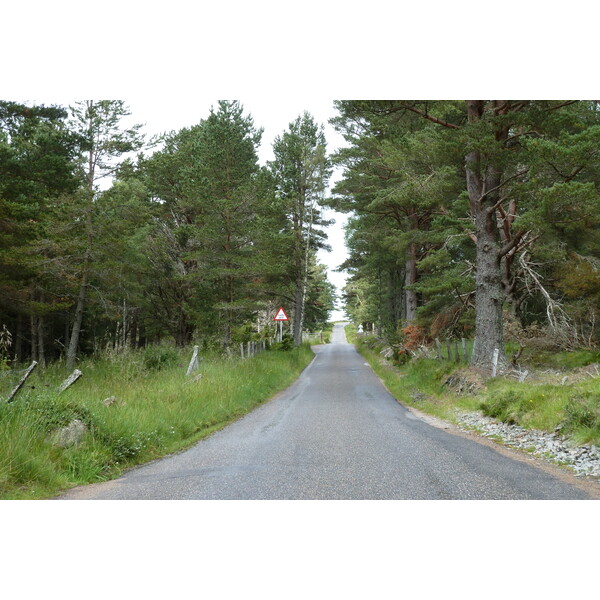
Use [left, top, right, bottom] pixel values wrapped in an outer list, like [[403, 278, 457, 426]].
[[239, 339, 271, 359], [434, 338, 471, 362]]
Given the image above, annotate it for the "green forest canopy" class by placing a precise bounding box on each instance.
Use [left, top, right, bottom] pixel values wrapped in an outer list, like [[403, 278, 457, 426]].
[[2, 99, 600, 370], [0, 100, 336, 367], [330, 101, 600, 365]]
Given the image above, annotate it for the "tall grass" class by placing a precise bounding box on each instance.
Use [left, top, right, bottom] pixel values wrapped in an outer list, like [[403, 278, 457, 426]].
[[0, 344, 314, 499]]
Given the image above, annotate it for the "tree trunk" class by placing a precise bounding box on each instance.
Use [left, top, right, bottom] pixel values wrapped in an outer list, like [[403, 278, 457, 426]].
[[387, 267, 403, 328], [466, 101, 507, 367], [30, 313, 38, 362], [471, 210, 504, 366], [66, 267, 88, 371], [404, 242, 418, 322], [37, 313, 46, 369], [293, 277, 304, 345], [130, 317, 137, 349]]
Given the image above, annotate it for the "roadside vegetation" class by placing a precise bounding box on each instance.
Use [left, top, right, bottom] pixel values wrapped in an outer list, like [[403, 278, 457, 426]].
[[0, 99, 336, 501], [0, 343, 314, 500], [346, 324, 600, 447]]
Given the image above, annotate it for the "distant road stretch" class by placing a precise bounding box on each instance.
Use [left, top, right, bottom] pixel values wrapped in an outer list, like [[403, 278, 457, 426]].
[[59, 324, 597, 500]]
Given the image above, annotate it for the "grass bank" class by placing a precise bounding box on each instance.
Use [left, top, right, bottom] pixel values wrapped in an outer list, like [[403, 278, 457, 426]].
[[0, 344, 314, 499], [346, 324, 600, 447]]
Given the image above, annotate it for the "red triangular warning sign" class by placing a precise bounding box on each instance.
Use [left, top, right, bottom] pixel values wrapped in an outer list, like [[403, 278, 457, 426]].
[[273, 307, 289, 321]]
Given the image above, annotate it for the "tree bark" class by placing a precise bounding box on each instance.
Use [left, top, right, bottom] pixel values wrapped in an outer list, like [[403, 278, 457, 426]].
[[30, 313, 38, 363], [130, 317, 137, 350], [404, 242, 418, 322], [66, 267, 88, 370], [37, 314, 46, 369], [466, 101, 507, 367]]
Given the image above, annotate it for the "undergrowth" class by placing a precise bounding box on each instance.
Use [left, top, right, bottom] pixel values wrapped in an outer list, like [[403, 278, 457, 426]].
[[349, 324, 600, 446], [0, 343, 314, 499]]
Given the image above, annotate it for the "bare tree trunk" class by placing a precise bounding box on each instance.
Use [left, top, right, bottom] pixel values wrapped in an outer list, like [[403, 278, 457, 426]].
[[37, 313, 46, 369], [122, 298, 127, 350], [404, 242, 418, 322], [30, 313, 38, 363], [66, 267, 88, 371], [293, 278, 304, 344], [466, 101, 507, 367], [130, 317, 137, 350]]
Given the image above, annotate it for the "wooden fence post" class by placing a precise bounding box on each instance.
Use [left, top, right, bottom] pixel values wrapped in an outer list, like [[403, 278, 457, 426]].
[[58, 369, 83, 394], [446, 339, 452, 361], [454, 340, 460, 363], [435, 338, 442, 361], [186, 345, 199, 376], [461, 338, 468, 362], [6, 361, 38, 403], [491, 348, 499, 378], [240, 343, 244, 359]]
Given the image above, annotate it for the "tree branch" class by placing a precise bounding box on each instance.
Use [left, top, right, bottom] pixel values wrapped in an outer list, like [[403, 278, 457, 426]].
[[498, 230, 527, 258], [544, 101, 578, 111], [397, 104, 461, 129], [484, 170, 529, 212]]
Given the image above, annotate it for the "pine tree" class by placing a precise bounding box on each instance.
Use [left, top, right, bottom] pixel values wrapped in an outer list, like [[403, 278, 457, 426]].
[[65, 101, 144, 368], [270, 112, 331, 345]]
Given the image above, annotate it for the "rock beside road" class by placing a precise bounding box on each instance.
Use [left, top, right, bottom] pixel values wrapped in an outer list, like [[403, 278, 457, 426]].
[[454, 410, 600, 480], [51, 419, 87, 448]]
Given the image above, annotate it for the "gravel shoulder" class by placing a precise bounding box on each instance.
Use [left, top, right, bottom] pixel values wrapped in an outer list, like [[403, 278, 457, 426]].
[[400, 401, 600, 499]]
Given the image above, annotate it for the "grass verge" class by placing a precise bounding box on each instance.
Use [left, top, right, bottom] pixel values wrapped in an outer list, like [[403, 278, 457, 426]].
[[347, 324, 600, 446], [0, 344, 314, 499]]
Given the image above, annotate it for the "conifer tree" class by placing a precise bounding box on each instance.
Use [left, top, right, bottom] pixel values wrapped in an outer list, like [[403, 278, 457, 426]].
[[270, 112, 331, 345], [65, 101, 144, 368]]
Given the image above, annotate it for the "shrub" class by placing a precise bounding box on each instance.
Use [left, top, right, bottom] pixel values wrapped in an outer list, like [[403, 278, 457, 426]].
[[480, 389, 523, 424], [143, 345, 180, 371], [392, 348, 411, 365], [564, 394, 600, 431], [271, 334, 294, 351], [401, 325, 428, 351], [27, 396, 95, 432]]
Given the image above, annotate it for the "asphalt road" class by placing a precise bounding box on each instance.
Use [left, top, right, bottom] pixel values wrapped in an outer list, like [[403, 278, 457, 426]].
[[59, 324, 597, 500]]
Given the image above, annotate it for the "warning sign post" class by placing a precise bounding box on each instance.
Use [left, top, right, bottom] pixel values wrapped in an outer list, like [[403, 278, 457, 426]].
[[273, 307, 289, 341]]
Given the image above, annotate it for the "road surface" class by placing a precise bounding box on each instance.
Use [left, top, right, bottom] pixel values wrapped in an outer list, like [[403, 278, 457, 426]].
[[59, 324, 598, 499]]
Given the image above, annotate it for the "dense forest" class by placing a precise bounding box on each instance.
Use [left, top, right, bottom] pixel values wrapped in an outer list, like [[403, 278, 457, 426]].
[[332, 101, 600, 368], [3, 99, 600, 373], [0, 100, 336, 368]]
